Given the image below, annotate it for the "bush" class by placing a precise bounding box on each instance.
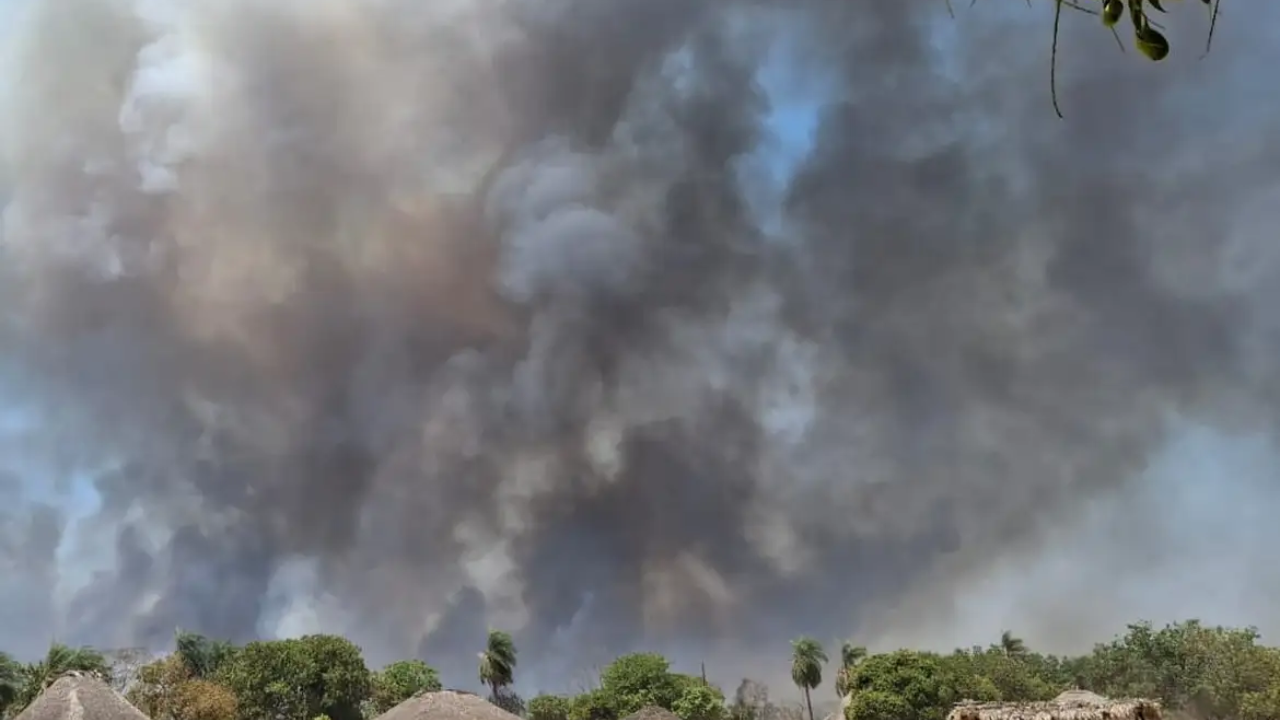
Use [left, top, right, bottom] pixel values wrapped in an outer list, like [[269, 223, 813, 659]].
[[529, 694, 572, 720], [171, 679, 239, 720], [672, 682, 726, 720], [844, 651, 956, 720], [569, 689, 618, 720], [598, 653, 682, 715], [371, 660, 442, 713], [217, 636, 370, 720], [844, 691, 914, 720]]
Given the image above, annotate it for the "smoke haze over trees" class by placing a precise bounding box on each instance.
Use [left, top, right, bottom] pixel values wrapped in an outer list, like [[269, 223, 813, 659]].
[[9, 621, 1280, 720], [0, 0, 1279, 693]]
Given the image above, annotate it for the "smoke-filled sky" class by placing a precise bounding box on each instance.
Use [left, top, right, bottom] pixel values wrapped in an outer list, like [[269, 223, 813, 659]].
[[2, 0, 1280, 696]]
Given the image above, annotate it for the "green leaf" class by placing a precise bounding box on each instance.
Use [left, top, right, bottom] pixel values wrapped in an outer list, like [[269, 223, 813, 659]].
[[1103, 0, 1125, 26], [1136, 25, 1170, 60]]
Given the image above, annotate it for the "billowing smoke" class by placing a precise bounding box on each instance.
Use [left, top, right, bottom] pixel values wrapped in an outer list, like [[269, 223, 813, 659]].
[[1, 0, 1280, 694]]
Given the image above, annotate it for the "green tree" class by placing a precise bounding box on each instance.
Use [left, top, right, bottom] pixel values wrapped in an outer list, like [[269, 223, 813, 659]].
[[844, 651, 963, 720], [529, 694, 572, 720], [12, 643, 112, 713], [568, 689, 618, 720], [216, 635, 370, 720], [598, 653, 682, 716], [940, 647, 1058, 702], [0, 651, 21, 717], [844, 691, 914, 720], [997, 632, 1025, 658], [478, 630, 518, 701], [835, 643, 867, 700], [790, 638, 827, 720], [1080, 620, 1279, 719], [298, 635, 372, 720], [370, 660, 441, 714], [672, 681, 726, 720], [217, 640, 313, 720], [174, 631, 237, 680], [1240, 649, 1280, 720]]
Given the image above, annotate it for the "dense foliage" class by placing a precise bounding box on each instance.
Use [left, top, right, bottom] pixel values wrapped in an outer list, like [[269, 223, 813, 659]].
[[369, 660, 442, 715], [3, 620, 1280, 720]]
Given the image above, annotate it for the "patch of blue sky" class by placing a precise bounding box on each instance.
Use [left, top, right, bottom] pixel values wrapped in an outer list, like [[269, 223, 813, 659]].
[[739, 20, 827, 237]]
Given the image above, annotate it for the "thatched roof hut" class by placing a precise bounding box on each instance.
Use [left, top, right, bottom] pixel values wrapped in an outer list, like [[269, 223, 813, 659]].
[[947, 690, 1162, 720], [375, 691, 521, 720], [14, 672, 151, 720]]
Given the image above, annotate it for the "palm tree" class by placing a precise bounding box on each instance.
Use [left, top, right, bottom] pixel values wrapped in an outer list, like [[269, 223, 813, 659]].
[[790, 637, 827, 720], [998, 630, 1026, 657], [174, 629, 236, 679], [0, 652, 22, 717], [477, 630, 517, 700], [833, 642, 866, 699], [13, 643, 111, 713]]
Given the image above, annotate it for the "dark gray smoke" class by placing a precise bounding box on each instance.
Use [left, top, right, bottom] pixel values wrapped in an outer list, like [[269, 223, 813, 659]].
[[1, 0, 1279, 694]]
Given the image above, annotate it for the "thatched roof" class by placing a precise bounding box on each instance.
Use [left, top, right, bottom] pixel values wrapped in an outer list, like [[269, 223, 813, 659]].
[[1053, 691, 1111, 705], [622, 708, 681, 720], [14, 672, 151, 720], [374, 691, 521, 720], [947, 690, 1162, 720]]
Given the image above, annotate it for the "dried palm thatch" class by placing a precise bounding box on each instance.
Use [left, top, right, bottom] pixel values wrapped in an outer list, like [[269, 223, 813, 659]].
[[14, 672, 151, 720], [947, 690, 1162, 720], [374, 691, 521, 720]]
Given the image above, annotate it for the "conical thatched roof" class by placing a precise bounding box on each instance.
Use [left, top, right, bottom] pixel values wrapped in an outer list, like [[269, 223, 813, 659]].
[[14, 672, 150, 720], [947, 690, 1162, 720], [375, 691, 521, 720]]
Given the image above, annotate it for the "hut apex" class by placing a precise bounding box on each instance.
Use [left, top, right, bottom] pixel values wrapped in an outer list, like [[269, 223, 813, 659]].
[[373, 691, 521, 720], [14, 672, 151, 720], [947, 690, 1163, 720]]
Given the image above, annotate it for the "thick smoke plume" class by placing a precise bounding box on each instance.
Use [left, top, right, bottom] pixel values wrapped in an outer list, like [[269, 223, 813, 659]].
[[1, 0, 1280, 693]]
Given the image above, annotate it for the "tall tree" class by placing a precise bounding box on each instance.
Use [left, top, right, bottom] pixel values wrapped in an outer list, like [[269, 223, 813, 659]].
[[843, 651, 969, 720], [834, 643, 867, 700], [216, 635, 370, 720], [0, 651, 22, 717], [13, 643, 111, 713], [789, 637, 826, 720], [999, 631, 1027, 657], [174, 630, 236, 679], [596, 652, 681, 716], [478, 630, 518, 700]]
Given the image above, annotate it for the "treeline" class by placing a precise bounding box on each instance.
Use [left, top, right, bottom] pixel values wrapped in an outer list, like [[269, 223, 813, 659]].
[[3, 620, 1280, 720]]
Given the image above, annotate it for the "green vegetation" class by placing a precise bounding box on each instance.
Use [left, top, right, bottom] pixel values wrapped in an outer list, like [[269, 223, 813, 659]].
[[480, 631, 519, 701], [370, 660, 442, 714], [832, 642, 866, 702], [790, 638, 827, 720], [4, 619, 1280, 720], [528, 694, 572, 720], [0, 643, 112, 716]]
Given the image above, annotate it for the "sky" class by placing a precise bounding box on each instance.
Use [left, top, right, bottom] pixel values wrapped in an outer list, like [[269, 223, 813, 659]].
[[0, 0, 841, 609], [2, 0, 1280, 696], [610, 6, 1280, 655], [0, 0, 827, 636]]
